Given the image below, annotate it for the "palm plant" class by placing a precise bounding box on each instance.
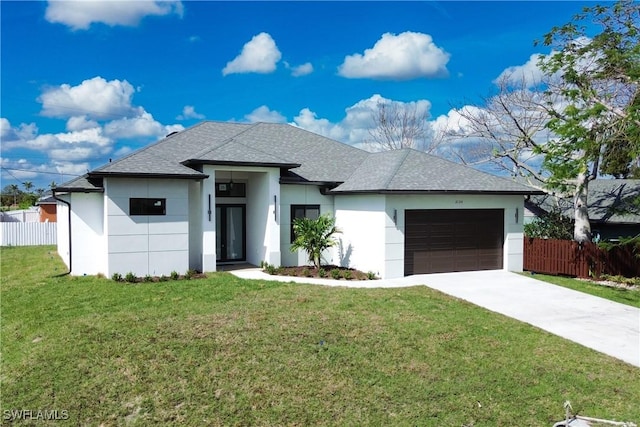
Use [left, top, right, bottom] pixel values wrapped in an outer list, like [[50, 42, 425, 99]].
[[290, 214, 341, 270]]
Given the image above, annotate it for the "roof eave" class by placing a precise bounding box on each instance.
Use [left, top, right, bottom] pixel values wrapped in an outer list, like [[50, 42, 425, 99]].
[[184, 159, 301, 169], [52, 187, 105, 194], [328, 189, 545, 196], [88, 172, 208, 180]]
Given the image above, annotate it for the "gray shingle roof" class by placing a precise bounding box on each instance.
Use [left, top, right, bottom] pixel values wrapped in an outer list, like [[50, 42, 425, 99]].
[[58, 121, 541, 195], [528, 179, 640, 224], [54, 175, 104, 192], [332, 149, 539, 194]]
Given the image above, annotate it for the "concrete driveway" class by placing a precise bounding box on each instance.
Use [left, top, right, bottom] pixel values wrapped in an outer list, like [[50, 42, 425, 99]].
[[231, 268, 640, 367]]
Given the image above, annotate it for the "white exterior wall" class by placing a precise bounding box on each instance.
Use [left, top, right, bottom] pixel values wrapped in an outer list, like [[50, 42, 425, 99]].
[[105, 178, 189, 277], [72, 192, 106, 275], [334, 195, 387, 276], [56, 196, 70, 269], [384, 194, 525, 279], [280, 184, 335, 267], [189, 180, 203, 272], [56, 193, 106, 275], [246, 169, 281, 267]]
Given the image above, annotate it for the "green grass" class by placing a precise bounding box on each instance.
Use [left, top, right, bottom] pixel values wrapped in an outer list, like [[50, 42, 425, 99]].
[[2, 246, 639, 426], [528, 272, 640, 308]]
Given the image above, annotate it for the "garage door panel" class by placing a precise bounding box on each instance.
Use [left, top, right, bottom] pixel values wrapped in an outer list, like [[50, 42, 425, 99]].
[[405, 209, 504, 275]]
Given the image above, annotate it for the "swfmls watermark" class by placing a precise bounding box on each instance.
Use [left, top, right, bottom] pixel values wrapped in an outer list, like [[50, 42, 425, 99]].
[[3, 409, 69, 421]]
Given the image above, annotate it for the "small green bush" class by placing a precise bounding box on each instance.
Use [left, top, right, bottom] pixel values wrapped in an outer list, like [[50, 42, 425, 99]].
[[330, 269, 341, 280], [143, 274, 153, 282], [170, 271, 179, 280], [343, 270, 352, 280], [159, 275, 169, 282], [367, 271, 377, 280], [125, 272, 137, 283], [302, 267, 312, 277], [265, 264, 278, 275], [318, 268, 327, 278], [185, 269, 196, 280], [111, 272, 123, 282]]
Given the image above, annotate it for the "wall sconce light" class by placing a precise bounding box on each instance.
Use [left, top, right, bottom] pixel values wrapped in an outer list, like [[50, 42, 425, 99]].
[[393, 209, 397, 225], [274, 195, 277, 221], [229, 170, 234, 189], [515, 207, 519, 224]]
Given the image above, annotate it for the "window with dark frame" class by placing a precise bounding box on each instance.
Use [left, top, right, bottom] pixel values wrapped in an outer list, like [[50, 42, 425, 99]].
[[290, 204, 320, 242], [216, 182, 246, 197], [129, 198, 166, 216]]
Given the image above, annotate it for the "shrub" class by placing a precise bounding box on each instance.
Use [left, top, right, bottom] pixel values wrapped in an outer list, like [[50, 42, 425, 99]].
[[111, 272, 123, 282], [170, 271, 180, 280], [143, 274, 153, 282], [290, 214, 341, 269], [367, 271, 377, 280], [330, 269, 341, 280], [159, 275, 169, 282], [265, 264, 278, 275], [524, 208, 573, 240], [343, 270, 352, 280], [318, 268, 327, 278], [125, 272, 137, 283], [302, 267, 312, 277], [185, 269, 196, 280]]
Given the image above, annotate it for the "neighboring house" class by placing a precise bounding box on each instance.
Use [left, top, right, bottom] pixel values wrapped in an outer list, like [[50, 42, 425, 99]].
[[36, 194, 57, 223], [524, 179, 640, 241], [53, 121, 539, 279]]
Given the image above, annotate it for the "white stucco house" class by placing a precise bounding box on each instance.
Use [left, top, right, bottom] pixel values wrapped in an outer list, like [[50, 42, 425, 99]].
[[53, 121, 539, 279]]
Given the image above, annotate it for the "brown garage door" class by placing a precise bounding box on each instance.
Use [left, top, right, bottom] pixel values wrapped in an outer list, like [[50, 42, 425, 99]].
[[405, 209, 504, 275]]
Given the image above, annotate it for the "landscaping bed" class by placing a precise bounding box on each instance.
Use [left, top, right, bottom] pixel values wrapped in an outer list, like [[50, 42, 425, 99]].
[[263, 264, 377, 280]]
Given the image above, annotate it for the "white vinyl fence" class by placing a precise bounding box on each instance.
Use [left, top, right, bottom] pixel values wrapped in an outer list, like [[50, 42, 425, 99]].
[[0, 222, 57, 246], [0, 209, 40, 223]]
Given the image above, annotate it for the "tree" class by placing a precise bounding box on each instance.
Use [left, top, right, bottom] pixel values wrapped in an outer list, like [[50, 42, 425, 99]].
[[290, 214, 341, 270], [8, 184, 19, 206], [537, 0, 640, 242], [448, 1, 640, 243], [365, 101, 438, 152], [22, 181, 33, 193]]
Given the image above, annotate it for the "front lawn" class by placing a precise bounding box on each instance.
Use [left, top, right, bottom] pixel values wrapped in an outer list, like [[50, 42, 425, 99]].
[[2, 246, 639, 426], [528, 272, 640, 308]]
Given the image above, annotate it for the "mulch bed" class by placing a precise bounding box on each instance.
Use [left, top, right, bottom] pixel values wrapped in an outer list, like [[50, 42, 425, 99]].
[[264, 265, 377, 280]]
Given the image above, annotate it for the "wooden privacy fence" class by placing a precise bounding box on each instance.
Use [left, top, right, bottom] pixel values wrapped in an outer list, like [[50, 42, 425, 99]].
[[0, 222, 57, 246], [524, 238, 640, 278]]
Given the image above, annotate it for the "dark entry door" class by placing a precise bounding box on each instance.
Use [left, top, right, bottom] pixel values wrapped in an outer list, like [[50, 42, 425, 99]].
[[404, 209, 504, 275], [216, 205, 246, 262]]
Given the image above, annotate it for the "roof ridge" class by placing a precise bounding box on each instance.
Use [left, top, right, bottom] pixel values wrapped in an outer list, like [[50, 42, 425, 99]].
[[186, 122, 259, 160], [380, 149, 412, 190]]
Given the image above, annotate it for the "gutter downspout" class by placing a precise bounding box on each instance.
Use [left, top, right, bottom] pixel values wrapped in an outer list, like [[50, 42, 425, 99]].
[[52, 189, 71, 275]]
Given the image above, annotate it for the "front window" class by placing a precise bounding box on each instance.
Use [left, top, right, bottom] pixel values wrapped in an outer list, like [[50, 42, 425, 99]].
[[129, 198, 166, 216], [290, 204, 320, 242]]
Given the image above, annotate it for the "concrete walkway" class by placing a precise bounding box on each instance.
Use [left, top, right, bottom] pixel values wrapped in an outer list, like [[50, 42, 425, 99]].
[[231, 268, 640, 367]]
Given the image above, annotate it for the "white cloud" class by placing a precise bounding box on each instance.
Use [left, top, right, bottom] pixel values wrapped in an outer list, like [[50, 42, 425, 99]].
[[1, 118, 37, 142], [66, 115, 100, 132], [104, 110, 184, 139], [291, 94, 432, 147], [338, 32, 450, 80], [243, 106, 287, 124], [45, 0, 183, 30], [494, 53, 546, 88], [288, 62, 313, 77], [39, 77, 137, 119], [222, 32, 282, 76], [176, 105, 205, 120]]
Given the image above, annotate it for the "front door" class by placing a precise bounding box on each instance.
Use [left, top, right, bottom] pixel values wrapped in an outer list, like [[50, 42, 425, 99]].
[[216, 205, 246, 262]]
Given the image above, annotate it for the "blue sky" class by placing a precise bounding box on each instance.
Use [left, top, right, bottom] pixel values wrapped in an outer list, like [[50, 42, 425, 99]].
[[1, 1, 590, 190]]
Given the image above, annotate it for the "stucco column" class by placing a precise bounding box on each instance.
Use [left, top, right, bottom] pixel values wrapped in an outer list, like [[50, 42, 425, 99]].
[[201, 170, 216, 272]]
